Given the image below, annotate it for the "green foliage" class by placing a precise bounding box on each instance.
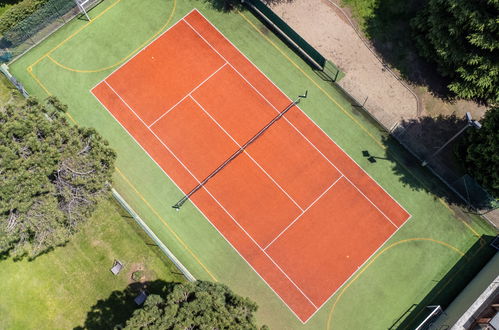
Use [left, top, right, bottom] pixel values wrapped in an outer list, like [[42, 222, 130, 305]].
[[458, 107, 499, 197], [203, 0, 241, 12], [0, 0, 23, 17], [124, 281, 267, 329], [0, 0, 46, 34], [412, 0, 499, 102], [0, 97, 116, 259], [132, 270, 144, 281]]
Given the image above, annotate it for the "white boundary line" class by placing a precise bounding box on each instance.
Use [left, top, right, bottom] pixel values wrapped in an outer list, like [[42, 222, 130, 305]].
[[88, 8, 415, 323], [90, 9, 198, 92], [148, 62, 228, 128], [90, 88, 312, 323], [264, 175, 343, 251], [190, 94, 304, 212], [180, 16, 417, 322], [87, 9, 320, 320], [183, 17, 400, 230], [96, 79, 319, 317], [188, 9, 412, 222]]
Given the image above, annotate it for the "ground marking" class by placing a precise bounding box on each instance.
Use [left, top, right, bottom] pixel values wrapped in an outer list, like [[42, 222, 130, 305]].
[[325, 238, 465, 329], [148, 62, 228, 128], [46, 0, 177, 73], [43, 78, 218, 282], [114, 168, 217, 281], [103, 79, 319, 312], [30, 10, 409, 322], [93, 83, 314, 322], [264, 175, 344, 250], [21, 8, 482, 322], [190, 93, 304, 212], [183, 18, 400, 229]]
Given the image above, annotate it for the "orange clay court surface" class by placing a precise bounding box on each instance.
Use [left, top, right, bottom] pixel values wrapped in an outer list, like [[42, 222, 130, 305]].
[[92, 9, 411, 323]]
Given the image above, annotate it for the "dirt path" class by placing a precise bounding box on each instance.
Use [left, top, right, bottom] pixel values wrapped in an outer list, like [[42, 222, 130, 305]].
[[269, 0, 418, 130]]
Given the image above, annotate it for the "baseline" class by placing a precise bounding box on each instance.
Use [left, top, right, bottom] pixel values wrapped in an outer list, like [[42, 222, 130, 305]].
[[96, 79, 319, 316], [91, 84, 317, 322], [183, 10, 410, 226], [183, 14, 401, 229]]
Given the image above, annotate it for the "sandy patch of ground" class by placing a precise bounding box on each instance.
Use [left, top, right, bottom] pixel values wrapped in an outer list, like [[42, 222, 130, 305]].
[[269, 0, 419, 129]]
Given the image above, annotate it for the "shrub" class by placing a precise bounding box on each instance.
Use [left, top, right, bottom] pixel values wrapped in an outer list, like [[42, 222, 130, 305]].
[[0, 0, 47, 34]]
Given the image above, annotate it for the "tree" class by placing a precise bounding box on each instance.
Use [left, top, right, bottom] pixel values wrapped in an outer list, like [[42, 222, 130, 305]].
[[412, 0, 499, 103], [124, 281, 267, 329], [457, 107, 499, 197], [0, 97, 116, 259]]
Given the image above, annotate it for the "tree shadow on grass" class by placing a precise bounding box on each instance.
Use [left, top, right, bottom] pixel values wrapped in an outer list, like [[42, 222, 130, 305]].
[[202, 0, 243, 12], [377, 134, 465, 207], [389, 235, 497, 329], [74, 280, 178, 330], [203, 0, 293, 12], [0, 241, 70, 262], [370, 114, 496, 211]]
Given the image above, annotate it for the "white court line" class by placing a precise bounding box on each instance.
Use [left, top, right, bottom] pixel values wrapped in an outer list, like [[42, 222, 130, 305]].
[[190, 94, 304, 212], [186, 10, 411, 218], [264, 175, 344, 251], [91, 10, 196, 93], [183, 17, 400, 230], [91, 9, 413, 323], [90, 87, 315, 324], [101, 79, 319, 312], [148, 62, 228, 128]]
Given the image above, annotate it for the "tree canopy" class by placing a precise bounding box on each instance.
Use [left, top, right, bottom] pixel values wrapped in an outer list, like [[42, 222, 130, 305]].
[[0, 97, 115, 259], [124, 281, 268, 329], [412, 0, 499, 103], [458, 107, 499, 197]]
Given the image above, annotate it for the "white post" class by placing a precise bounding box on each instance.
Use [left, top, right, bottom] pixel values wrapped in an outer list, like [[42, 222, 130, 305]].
[[75, 0, 90, 21]]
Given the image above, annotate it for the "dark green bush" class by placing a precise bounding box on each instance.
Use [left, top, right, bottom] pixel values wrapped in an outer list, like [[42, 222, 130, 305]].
[[0, 0, 47, 34]]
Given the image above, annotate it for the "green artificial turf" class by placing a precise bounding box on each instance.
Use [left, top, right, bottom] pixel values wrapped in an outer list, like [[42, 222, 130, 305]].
[[0, 197, 186, 330], [8, 0, 497, 328]]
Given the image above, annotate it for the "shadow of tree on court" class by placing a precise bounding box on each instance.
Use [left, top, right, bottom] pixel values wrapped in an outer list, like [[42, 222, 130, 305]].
[[74, 280, 177, 330]]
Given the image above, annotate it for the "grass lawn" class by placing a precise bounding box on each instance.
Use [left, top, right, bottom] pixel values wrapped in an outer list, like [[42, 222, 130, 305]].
[[0, 197, 186, 330], [0, 73, 24, 107], [7, 0, 497, 328]]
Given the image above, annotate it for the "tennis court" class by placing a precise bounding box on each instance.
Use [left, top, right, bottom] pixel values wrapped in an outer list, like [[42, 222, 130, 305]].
[[91, 9, 411, 322]]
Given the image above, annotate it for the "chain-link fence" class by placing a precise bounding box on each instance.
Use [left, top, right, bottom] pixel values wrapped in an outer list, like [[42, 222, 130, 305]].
[[1, 63, 29, 97], [391, 119, 497, 212], [0, 0, 101, 62], [2, 0, 496, 220]]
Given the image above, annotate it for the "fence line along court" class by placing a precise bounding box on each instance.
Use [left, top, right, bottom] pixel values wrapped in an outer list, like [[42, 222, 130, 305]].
[[91, 9, 411, 323]]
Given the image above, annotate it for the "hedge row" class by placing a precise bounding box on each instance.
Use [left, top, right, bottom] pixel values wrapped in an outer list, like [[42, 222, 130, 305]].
[[0, 0, 48, 34]]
